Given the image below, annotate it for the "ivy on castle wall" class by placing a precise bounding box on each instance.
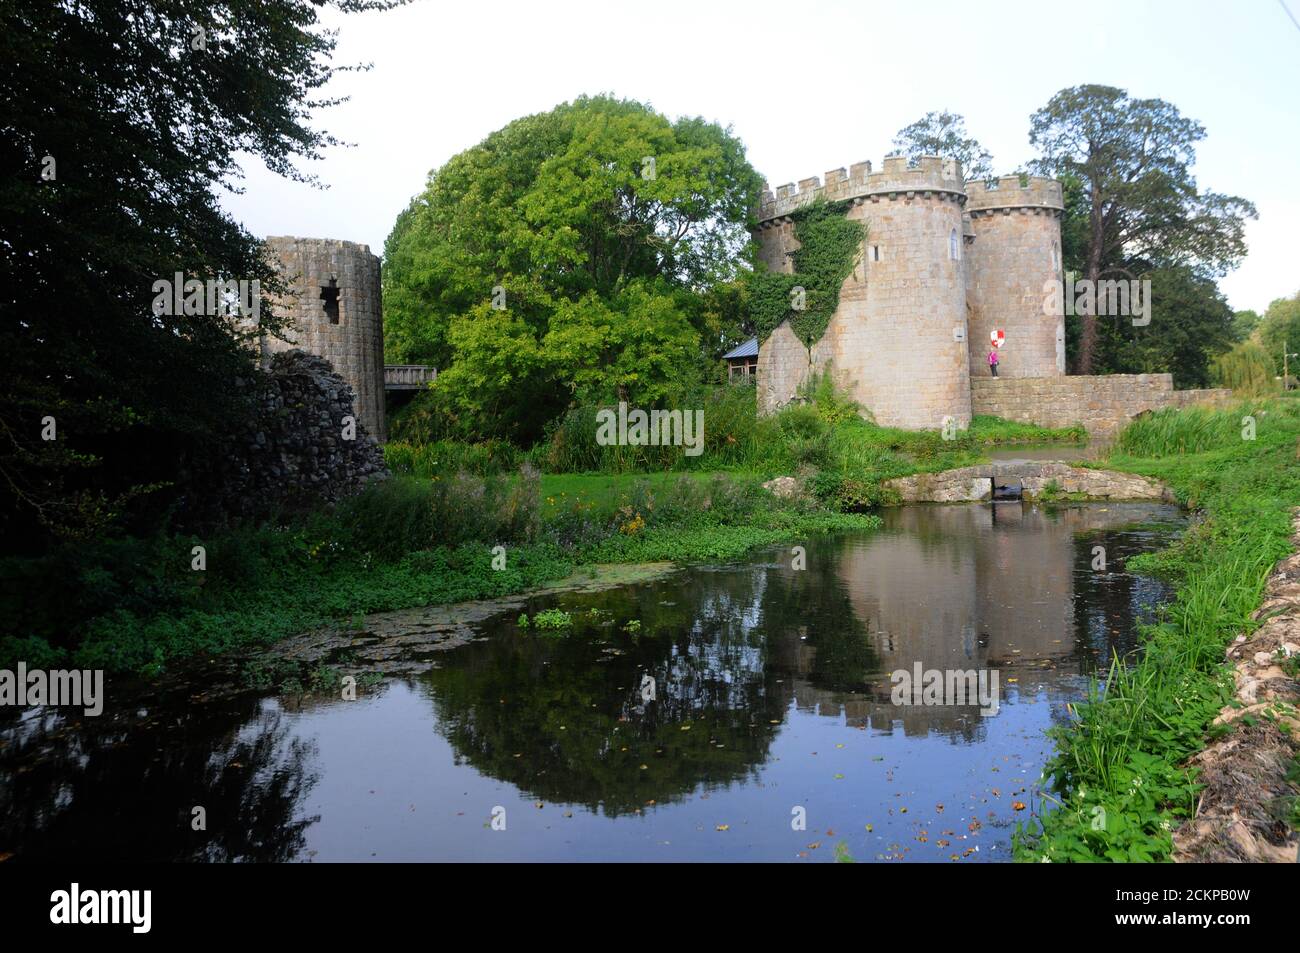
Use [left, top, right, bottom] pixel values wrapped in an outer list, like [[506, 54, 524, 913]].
[[750, 199, 866, 348]]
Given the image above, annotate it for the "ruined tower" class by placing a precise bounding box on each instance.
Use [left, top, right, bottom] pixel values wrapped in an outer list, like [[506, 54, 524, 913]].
[[964, 176, 1066, 378], [261, 237, 386, 442]]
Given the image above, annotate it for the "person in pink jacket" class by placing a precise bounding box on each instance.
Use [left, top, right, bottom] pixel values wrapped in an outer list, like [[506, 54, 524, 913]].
[[988, 348, 1000, 378]]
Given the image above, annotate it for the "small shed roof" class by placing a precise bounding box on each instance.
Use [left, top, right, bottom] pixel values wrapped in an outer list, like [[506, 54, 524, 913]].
[[721, 337, 758, 360]]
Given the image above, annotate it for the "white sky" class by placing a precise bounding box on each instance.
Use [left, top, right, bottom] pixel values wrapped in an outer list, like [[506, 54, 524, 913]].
[[220, 0, 1300, 314]]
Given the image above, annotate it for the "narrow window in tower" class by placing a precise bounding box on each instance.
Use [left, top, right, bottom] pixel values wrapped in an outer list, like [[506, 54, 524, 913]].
[[949, 229, 959, 261], [320, 277, 341, 324], [871, 245, 880, 262], [1051, 242, 1060, 270]]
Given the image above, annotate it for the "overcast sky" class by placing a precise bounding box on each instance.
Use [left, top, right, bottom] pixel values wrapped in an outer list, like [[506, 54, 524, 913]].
[[220, 0, 1300, 314]]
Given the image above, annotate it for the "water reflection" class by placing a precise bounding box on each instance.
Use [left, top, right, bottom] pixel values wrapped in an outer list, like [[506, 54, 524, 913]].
[[0, 502, 1183, 862]]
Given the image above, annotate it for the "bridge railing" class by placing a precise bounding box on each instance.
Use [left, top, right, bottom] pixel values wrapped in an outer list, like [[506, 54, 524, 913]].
[[384, 364, 437, 390]]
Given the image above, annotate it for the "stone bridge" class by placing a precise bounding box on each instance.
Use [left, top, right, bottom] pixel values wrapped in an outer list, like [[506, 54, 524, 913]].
[[883, 462, 1172, 504]]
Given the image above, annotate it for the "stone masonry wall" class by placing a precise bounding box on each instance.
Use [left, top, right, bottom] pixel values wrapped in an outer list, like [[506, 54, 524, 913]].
[[755, 156, 972, 428], [964, 176, 1065, 380], [184, 350, 388, 525], [970, 375, 1233, 435], [261, 237, 387, 442]]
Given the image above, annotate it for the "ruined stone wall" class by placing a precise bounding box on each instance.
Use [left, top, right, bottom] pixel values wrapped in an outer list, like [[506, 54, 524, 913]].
[[754, 156, 972, 429], [184, 350, 388, 525], [261, 237, 386, 442], [964, 177, 1065, 379], [969, 375, 1233, 435]]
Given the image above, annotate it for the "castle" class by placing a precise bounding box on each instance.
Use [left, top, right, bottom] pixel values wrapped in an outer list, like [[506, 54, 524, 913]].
[[753, 155, 1066, 429], [252, 157, 1228, 445]]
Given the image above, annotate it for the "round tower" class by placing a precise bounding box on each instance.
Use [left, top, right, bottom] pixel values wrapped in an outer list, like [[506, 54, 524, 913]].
[[753, 155, 972, 430], [963, 176, 1065, 379], [261, 236, 386, 442]]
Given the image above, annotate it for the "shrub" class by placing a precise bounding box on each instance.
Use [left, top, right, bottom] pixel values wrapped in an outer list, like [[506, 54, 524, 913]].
[[334, 464, 541, 558]]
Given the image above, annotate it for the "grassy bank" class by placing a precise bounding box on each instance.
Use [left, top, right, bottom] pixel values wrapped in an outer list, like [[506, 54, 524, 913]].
[[0, 469, 874, 676], [0, 384, 1082, 678], [1013, 399, 1300, 862]]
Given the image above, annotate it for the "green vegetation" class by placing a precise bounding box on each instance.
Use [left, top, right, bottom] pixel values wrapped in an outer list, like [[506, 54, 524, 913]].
[[749, 199, 866, 347], [1027, 85, 1254, 380], [518, 609, 573, 632], [382, 94, 763, 443], [2, 0, 393, 548], [1213, 340, 1281, 396], [0, 464, 874, 675], [1014, 399, 1300, 862], [892, 111, 993, 182]]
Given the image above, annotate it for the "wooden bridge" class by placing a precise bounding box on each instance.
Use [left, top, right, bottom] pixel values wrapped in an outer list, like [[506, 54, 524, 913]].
[[384, 365, 437, 391]]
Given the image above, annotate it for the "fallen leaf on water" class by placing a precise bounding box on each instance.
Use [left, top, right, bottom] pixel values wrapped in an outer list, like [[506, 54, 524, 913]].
[[1013, 801, 1027, 811], [716, 824, 730, 832]]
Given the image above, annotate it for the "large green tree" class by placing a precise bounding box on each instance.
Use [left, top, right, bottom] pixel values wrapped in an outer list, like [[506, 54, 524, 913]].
[[1028, 85, 1255, 374], [1091, 265, 1236, 388], [1, 0, 397, 549], [383, 96, 763, 441], [1257, 292, 1300, 380], [890, 110, 994, 181]]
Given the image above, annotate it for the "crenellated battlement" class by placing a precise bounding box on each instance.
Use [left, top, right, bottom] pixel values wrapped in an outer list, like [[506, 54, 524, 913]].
[[757, 154, 965, 223], [964, 175, 1063, 214]]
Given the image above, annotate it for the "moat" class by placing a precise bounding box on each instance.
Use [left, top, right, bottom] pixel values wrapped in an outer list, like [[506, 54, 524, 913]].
[[0, 501, 1184, 862]]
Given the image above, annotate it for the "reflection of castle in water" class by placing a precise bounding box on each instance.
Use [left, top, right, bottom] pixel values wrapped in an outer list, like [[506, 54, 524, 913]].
[[766, 502, 1177, 740]]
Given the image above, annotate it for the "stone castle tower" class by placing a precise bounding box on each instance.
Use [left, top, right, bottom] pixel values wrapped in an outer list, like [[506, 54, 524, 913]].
[[259, 236, 387, 442], [753, 156, 1064, 430]]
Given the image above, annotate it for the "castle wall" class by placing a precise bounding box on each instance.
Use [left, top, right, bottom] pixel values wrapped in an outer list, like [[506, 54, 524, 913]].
[[754, 156, 972, 429], [261, 237, 387, 442], [964, 177, 1065, 379], [969, 374, 1233, 435]]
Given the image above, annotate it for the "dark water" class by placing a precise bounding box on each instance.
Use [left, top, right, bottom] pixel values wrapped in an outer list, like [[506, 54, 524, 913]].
[[0, 502, 1183, 863]]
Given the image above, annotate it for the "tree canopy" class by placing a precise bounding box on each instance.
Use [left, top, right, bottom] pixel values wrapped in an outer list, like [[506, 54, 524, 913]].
[[1027, 85, 1256, 374], [891, 111, 994, 182], [383, 95, 763, 441], [1, 0, 399, 549]]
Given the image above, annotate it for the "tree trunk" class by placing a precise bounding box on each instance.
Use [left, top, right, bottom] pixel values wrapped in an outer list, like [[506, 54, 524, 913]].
[[1080, 175, 1105, 376]]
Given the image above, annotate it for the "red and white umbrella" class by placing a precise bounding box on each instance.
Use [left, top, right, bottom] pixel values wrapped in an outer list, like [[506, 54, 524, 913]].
[[990, 329, 1005, 349]]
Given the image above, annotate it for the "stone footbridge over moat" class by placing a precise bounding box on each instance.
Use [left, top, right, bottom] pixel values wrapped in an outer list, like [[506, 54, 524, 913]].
[[883, 462, 1172, 504]]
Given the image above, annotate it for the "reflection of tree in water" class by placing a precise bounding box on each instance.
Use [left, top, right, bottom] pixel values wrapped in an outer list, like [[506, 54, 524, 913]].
[[422, 566, 796, 817], [1068, 520, 1179, 677], [0, 698, 319, 861], [751, 543, 879, 693]]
